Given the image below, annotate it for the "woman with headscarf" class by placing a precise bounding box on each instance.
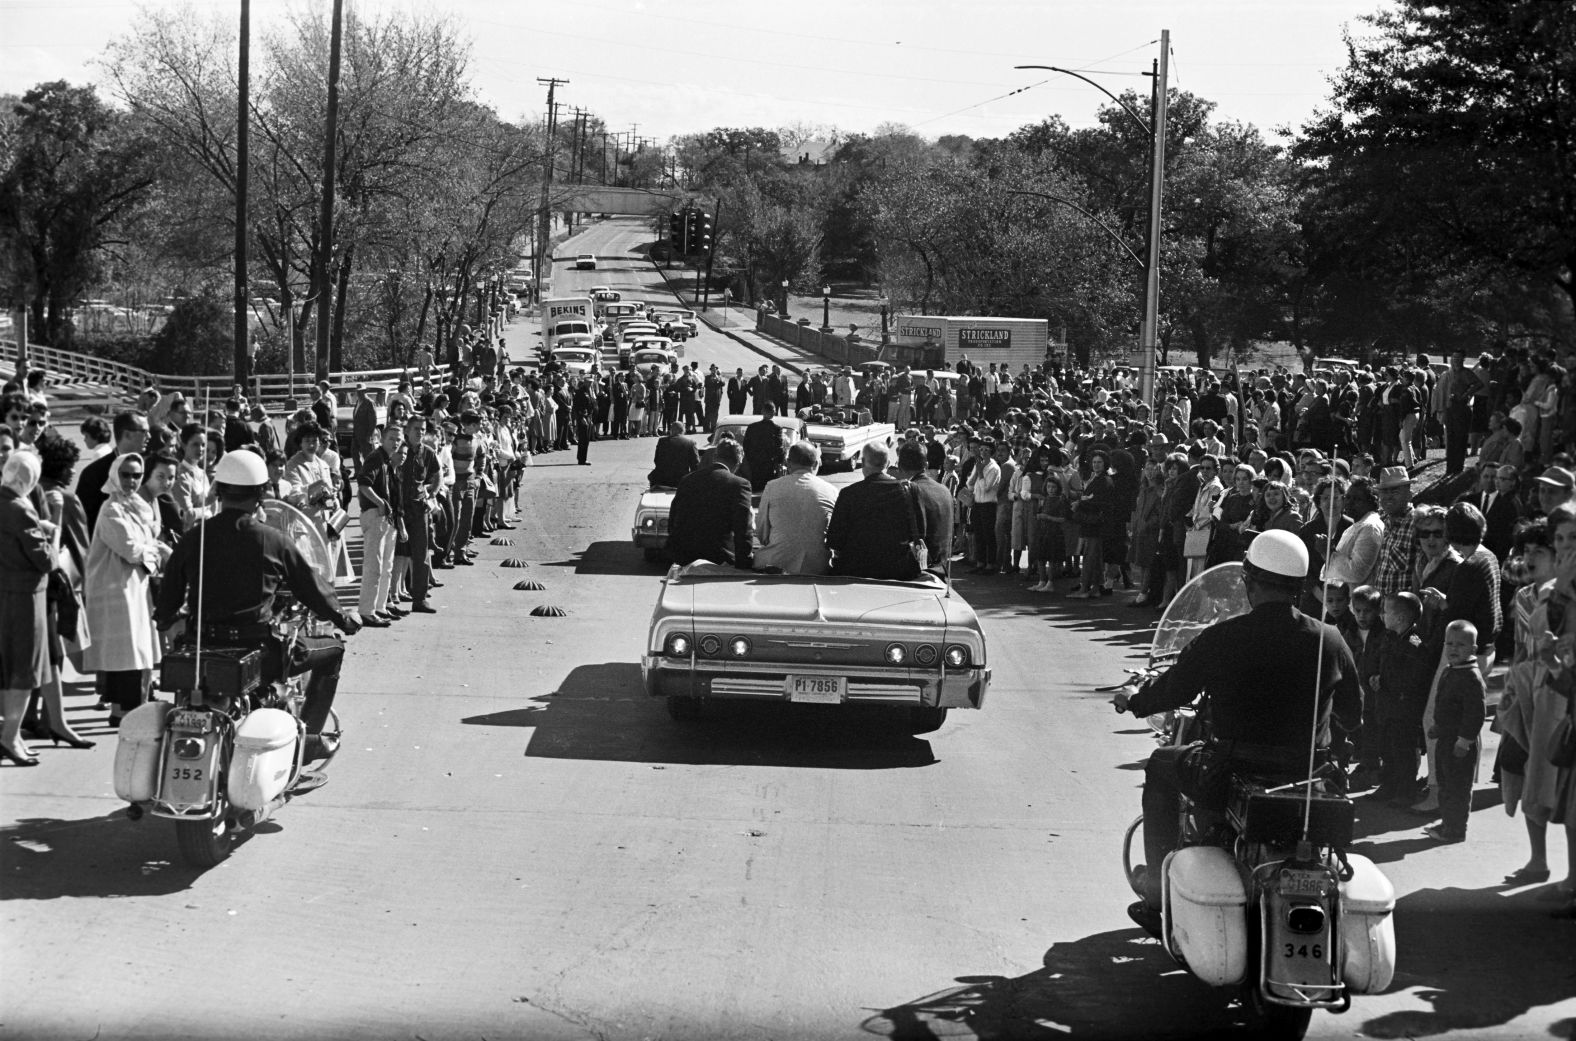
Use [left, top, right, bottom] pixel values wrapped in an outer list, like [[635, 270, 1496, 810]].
[[1, 451, 58, 765], [83, 452, 169, 727]]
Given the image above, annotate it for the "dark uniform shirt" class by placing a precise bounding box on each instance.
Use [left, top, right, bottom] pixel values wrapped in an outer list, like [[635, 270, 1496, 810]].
[[1129, 601, 1362, 759], [155, 509, 350, 632]]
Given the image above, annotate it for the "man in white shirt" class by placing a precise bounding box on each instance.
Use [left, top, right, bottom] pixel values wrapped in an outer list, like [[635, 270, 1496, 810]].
[[967, 439, 1002, 574], [754, 441, 838, 575]]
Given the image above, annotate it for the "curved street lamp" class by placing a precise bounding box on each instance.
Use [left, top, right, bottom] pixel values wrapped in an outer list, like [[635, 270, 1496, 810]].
[[1014, 36, 1168, 403]]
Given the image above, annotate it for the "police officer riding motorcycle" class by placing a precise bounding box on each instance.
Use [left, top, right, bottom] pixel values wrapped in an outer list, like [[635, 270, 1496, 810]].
[[1113, 529, 1363, 935], [155, 449, 362, 763]]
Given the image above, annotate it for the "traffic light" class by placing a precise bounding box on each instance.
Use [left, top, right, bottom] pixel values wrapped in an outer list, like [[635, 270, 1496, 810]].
[[668, 211, 683, 249], [694, 211, 713, 254], [683, 209, 699, 255]]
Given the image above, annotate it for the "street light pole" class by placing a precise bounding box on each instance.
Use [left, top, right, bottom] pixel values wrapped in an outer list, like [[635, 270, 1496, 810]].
[[821, 286, 831, 331], [780, 280, 790, 320], [1016, 28, 1168, 406]]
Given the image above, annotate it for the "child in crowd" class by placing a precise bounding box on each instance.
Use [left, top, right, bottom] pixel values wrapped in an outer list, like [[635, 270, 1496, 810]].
[[1346, 584, 1385, 786], [1350, 452, 1374, 480], [1322, 582, 1359, 643], [1036, 476, 1068, 592], [1425, 620, 1486, 844], [1369, 591, 1431, 804]]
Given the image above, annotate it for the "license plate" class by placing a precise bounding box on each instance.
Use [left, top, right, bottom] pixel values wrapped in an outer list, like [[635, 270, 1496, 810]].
[[1278, 869, 1330, 896], [787, 676, 846, 704], [171, 710, 213, 732]]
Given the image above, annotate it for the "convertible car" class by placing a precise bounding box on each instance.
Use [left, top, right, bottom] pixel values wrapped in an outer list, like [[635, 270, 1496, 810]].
[[643, 563, 990, 731], [798, 405, 896, 471], [630, 414, 803, 561]]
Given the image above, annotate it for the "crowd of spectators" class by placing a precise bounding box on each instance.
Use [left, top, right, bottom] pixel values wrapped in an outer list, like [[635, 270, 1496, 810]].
[[656, 346, 1576, 911]]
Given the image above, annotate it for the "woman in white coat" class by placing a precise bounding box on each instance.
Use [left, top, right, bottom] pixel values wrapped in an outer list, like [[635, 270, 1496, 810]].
[[83, 452, 169, 727]]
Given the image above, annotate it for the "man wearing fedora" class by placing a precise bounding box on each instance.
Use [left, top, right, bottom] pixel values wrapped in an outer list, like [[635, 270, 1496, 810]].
[[1374, 466, 1418, 595]]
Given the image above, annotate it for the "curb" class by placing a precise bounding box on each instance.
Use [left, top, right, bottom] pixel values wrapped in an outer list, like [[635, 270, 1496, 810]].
[[646, 258, 806, 377]]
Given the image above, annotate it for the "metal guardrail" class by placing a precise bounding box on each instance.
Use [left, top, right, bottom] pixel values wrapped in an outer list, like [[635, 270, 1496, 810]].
[[0, 339, 450, 412]]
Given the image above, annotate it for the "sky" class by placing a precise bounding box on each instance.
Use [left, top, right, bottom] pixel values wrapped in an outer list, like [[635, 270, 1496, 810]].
[[0, 0, 1386, 143]]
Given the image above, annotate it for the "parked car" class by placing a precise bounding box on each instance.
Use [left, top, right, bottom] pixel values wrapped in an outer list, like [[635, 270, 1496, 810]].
[[642, 563, 990, 730], [575, 254, 598, 270]]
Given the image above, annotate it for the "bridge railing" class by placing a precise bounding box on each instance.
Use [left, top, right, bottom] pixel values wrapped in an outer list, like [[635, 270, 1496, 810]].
[[1, 339, 450, 413]]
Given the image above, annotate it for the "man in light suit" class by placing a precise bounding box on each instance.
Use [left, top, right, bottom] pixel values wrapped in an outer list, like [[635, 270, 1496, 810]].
[[754, 441, 837, 575]]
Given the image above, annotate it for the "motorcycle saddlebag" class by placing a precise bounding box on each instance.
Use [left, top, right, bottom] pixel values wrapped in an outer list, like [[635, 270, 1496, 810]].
[[1339, 853, 1396, 994], [160, 645, 265, 698], [1163, 845, 1248, 987], [113, 701, 172, 803], [227, 708, 300, 812]]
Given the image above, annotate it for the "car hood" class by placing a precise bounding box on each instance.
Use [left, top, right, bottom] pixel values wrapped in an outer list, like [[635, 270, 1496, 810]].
[[665, 567, 978, 628]]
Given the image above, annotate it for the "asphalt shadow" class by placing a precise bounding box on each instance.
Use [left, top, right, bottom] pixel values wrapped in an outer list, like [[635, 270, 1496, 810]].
[[1357, 885, 1576, 1039], [0, 810, 224, 900], [481, 662, 938, 769], [537, 540, 664, 577], [860, 927, 1262, 1039]]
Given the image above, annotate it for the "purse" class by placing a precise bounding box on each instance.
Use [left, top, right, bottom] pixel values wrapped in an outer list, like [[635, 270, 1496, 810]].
[[1183, 525, 1212, 558]]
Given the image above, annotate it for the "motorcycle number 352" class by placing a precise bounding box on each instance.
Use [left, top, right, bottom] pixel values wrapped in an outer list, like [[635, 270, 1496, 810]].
[[170, 767, 204, 781], [1284, 944, 1324, 959]]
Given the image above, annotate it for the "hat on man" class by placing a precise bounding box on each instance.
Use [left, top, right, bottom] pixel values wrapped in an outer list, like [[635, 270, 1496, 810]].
[[1147, 433, 1171, 449], [1534, 466, 1576, 491], [1375, 466, 1411, 490]]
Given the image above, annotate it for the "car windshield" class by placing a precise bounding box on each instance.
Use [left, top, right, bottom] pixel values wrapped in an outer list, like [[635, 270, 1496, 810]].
[[556, 350, 595, 363]]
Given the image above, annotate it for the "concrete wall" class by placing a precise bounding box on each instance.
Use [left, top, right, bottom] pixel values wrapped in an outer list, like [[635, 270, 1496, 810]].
[[755, 312, 882, 368]]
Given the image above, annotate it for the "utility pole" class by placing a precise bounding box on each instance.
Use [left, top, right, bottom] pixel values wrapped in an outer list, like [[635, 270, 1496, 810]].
[[234, 0, 251, 388], [314, 0, 344, 381], [1139, 29, 1169, 408], [535, 78, 567, 303]]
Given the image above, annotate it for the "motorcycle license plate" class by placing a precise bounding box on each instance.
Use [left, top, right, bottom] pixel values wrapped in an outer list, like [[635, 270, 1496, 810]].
[[171, 710, 214, 732], [787, 676, 845, 704], [1278, 869, 1331, 896]]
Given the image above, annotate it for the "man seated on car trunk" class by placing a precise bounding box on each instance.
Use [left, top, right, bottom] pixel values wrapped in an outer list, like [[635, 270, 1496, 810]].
[[825, 441, 927, 581]]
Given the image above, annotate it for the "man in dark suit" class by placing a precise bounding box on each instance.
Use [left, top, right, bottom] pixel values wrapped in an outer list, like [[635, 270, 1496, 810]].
[[649, 422, 701, 488], [726, 368, 748, 415], [78, 410, 151, 533], [897, 442, 952, 574], [742, 403, 789, 494], [826, 441, 926, 581], [1481, 465, 1524, 561], [667, 440, 753, 568]]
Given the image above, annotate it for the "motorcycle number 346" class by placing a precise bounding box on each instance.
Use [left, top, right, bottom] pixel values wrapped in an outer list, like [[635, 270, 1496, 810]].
[[1284, 944, 1324, 959], [170, 767, 204, 781]]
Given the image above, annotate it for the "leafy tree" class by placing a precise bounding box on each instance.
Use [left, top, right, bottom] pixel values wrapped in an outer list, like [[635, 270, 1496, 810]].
[[1295, 1, 1576, 338], [0, 81, 159, 344]]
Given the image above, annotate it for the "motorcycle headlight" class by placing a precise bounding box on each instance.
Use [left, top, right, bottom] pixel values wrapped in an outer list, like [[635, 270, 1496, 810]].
[[665, 632, 691, 657], [944, 645, 970, 669], [884, 642, 907, 665], [728, 636, 751, 658]]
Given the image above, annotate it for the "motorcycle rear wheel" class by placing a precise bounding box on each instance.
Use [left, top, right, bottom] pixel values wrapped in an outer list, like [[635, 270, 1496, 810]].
[[1245, 988, 1313, 1041], [176, 815, 235, 869]]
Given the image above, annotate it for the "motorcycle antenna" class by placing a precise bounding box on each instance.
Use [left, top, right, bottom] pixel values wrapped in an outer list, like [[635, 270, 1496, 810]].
[[1300, 448, 1342, 841], [192, 383, 212, 694]]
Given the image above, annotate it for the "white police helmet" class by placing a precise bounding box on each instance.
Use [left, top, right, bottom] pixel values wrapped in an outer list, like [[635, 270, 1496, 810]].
[[1244, 528, 1309, 582], [213, 449, 268, 488]]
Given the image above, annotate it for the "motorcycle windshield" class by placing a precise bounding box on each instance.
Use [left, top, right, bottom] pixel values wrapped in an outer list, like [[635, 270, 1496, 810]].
[[1149, 562, 1251, 669], [258, 499, 333, 576]]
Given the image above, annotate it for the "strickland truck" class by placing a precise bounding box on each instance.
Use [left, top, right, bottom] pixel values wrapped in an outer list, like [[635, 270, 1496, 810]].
[[889, 315, 1052, 373], [540, 296, 598, 351]]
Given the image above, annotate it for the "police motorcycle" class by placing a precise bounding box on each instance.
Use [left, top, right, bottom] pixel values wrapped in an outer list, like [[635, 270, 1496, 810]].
[[1110, 555, 1396, 1040], [112, 497, 343, 868]]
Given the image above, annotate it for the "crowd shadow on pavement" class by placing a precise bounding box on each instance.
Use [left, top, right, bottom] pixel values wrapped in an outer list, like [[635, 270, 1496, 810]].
[[860, 927, 1261, 1039], [1356, 885, 1576, 1039], [0, 811, 221, 900], [463, 662, 938, 769]]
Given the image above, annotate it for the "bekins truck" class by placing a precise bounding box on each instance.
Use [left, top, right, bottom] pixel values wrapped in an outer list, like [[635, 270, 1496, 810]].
[[890, 315, 1051, 373], [540, 297, 597, 350]]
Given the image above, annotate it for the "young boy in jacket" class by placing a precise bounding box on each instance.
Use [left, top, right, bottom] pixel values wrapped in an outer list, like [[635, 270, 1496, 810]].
[[1347, 585, 1385, 786], [1425, 620, 1487, 844], [1369, 592, 1431, 805]]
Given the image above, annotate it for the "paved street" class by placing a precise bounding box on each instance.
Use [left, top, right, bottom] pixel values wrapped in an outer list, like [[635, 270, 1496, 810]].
[[2, 223, 1573, 1041]]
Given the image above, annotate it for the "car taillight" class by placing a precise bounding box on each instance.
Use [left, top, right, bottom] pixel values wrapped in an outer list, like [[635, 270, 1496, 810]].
[[728, 636, 751, 658], [699, 634, 722, 657], [884, 643, 907, 665], [944, 645, 970, 668], [914, 644, 938, 666], [665, 633, 692, 657]]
